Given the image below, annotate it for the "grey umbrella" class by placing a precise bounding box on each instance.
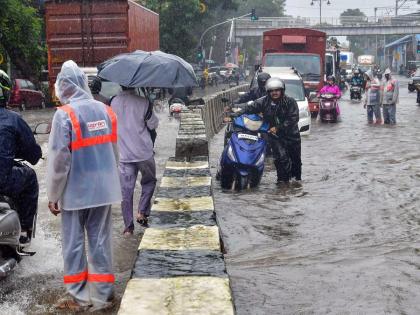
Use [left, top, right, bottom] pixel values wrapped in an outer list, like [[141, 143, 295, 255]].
[[97, 50, 197, 88]]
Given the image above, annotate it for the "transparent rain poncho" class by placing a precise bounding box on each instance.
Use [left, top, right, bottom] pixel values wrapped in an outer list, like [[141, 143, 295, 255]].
[[47, 60, 121, 210]]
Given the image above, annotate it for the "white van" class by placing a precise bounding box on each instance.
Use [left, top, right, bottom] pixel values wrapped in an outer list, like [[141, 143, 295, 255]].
[[250, 67, 311, 135]]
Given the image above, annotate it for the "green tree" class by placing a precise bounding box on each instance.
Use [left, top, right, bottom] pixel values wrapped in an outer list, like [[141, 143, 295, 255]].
[[236, 0, 284, 17], [0, 0, 45, 82], [339, 8, 366, 25], [137, 0, 238, 61]]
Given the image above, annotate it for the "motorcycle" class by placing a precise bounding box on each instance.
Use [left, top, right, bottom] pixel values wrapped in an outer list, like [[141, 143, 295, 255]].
[[219, 113, 269, 190], [350, 85, 362, 101], [168, 97, 205, 118], [0, 122, 50, 279], [319, 93, 339, 123]]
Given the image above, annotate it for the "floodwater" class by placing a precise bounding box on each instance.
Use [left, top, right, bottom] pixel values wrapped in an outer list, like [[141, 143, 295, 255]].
[[210, 76, 420, 315], [0, 107, 179, 314], [0, 83, 227, 314]]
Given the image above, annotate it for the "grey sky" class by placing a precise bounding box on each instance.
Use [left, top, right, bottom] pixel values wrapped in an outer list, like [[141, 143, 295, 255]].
[[285, 0, 420, 18]]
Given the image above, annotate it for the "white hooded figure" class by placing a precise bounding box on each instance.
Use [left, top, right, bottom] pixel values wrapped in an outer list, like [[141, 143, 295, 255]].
[[47, 60, 121, 312], [364, 70, 383, 124], [382, 68, 399, 124]]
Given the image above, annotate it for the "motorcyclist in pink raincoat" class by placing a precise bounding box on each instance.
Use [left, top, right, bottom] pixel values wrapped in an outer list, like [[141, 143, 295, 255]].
[[318, 75, 341, 115]]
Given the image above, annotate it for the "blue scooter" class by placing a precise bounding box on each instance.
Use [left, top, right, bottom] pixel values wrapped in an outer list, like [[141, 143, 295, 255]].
[[219, 113, 269, 190]]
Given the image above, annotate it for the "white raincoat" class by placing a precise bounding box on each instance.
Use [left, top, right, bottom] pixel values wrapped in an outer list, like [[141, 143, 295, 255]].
[[46, 60, 121, 210]]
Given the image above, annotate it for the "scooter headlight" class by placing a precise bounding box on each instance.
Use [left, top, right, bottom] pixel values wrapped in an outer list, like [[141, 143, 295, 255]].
[[227, 145, 236, 162], [255, 152, 265, 166]]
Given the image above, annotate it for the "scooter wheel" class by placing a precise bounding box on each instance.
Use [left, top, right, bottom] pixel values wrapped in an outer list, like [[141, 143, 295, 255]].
[[235, 174, 249, 191]]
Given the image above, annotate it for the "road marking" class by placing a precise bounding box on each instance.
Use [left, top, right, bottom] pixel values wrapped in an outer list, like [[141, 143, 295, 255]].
[[152, 196, 214, 212], [118, 277, 234, 315], [139, 225, 220, 251]]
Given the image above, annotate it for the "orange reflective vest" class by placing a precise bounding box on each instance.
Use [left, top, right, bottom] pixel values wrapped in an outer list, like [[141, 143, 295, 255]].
[[59, 104, 117, 151]]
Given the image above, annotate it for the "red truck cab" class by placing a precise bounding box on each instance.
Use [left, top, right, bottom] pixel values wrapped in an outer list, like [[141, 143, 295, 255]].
[[262, 28, 326, 116]]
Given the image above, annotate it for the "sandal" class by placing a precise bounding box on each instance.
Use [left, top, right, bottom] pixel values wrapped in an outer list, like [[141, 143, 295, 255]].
[[136, 216, 149, 228]]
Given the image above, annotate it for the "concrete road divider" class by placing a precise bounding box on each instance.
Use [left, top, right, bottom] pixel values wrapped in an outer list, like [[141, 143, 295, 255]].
[[118, 85, 246, 315]]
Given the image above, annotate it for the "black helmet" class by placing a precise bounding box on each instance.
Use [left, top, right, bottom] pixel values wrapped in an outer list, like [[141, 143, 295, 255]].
[[326, 75, 335, 82], [89, 76, 102, 94], [257, 72, 271, 88], [265, 77, 286, 92], [0, 70, 12, 106]]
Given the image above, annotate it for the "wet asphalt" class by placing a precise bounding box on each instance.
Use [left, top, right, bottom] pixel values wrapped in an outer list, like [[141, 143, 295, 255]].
[[0, 83, 229, 314], [209, 76, 420, 315], [2, 77, 419, 315]]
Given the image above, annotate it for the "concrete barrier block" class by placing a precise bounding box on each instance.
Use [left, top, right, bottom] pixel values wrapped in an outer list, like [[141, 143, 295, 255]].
[[138, 225, 220, 251], [157, 186, 211, 199], [175, 134, 208, 160], [165, 160, 209, 169], [152, 196, 214, 212], [132, 249, 226, 278], [151, 210, 216, 228], [118, 277, 235, 315], [161, 176, 212, 187]]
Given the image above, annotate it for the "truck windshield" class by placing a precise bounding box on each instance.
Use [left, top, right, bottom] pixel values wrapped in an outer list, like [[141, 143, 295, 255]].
[[264, 54, 321, 78]]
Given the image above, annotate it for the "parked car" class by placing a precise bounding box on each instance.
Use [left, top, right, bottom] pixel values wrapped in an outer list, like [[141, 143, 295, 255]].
[[408, 68, 420, 92], [8, 79, 45, 111]]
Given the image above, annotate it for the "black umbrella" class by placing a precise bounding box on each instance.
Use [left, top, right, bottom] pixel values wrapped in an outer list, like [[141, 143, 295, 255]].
[[97, 50, 197, 88]]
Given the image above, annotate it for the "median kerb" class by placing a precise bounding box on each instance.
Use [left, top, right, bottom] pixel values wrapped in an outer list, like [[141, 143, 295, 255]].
[[165, 160, 209, 169], [138, 225, 220, 251], [160, 176, 212, 187], [152, 196, 214, 212], [118, 277, 235, 315]]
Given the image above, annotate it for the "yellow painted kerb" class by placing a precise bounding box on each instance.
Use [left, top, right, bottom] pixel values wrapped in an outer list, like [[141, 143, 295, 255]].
[[118, 277, 234, 315], [166, 160, 209, 169], [152, 196, 214, 212], [160, 176, 212, 188], [139, 225, 220, 251]]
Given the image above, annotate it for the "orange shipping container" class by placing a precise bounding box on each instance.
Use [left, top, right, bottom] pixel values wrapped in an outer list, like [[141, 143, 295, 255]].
[[45, 0, 159, 91]]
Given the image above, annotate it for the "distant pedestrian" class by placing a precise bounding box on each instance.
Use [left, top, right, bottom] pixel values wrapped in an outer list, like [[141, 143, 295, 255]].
[[111, 86, 158, 234], [47, 60, 121, 312], [363, 70, 382, 124], [382, 68, 399, 124]]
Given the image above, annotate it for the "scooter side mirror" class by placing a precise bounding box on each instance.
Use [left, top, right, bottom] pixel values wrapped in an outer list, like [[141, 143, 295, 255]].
[[33, 122, 51, 135]]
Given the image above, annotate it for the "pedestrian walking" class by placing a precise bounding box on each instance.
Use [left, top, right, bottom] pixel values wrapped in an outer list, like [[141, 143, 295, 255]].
[[46, 60, 121, 312], [110, 86, 158, 234], [382, 68, 399, 124], [363, 70, 383, 124]]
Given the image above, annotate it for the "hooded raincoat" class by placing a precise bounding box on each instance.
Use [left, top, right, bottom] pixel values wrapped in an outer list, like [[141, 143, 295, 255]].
[[46, 60, 121, 309], [47, 61, 121, 209]]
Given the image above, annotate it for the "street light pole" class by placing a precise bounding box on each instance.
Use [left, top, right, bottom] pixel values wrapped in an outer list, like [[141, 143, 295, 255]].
[[198, 12, 252, 55], [310, 0, 331, 25]]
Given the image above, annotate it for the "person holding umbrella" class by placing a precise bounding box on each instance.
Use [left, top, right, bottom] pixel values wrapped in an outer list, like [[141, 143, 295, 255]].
[[98, 50, 197, 232], [110, 87, 158, 233]]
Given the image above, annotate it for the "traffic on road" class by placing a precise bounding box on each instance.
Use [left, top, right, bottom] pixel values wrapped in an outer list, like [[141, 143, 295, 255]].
[[2, 1, 420, 314]]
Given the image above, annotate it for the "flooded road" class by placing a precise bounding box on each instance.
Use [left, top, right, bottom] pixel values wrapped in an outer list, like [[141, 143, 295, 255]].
[[210, 76, 420, 315], [0, 107, 179, 314], [0, 83, 229, 314]]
